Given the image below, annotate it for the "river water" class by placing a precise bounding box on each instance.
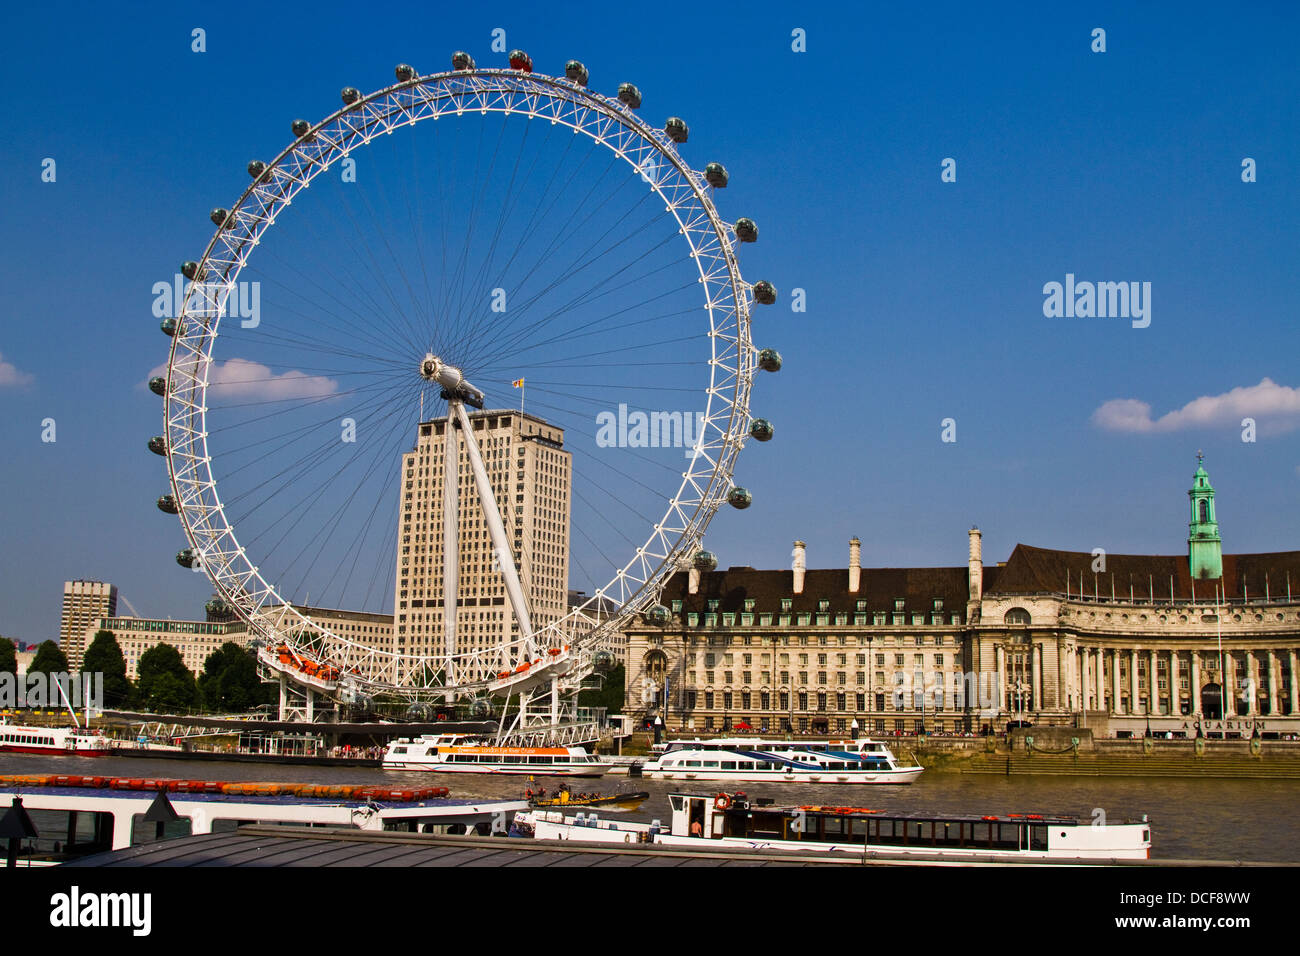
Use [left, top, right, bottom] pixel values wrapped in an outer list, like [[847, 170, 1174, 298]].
[[3, 752, 1296, 862]]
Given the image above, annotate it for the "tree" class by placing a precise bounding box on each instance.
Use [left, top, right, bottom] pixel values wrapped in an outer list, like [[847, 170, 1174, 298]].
[[578, 663, 626, 714], [198, 642, 269, 712], [0, 639, 16, 680], [28, 639, 68, 677], [81, 630, 133, 708], [136, 643, 198, 713]]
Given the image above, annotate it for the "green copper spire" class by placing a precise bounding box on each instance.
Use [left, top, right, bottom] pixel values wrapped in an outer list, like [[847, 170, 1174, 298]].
[[1188, 451, 1222, 580]]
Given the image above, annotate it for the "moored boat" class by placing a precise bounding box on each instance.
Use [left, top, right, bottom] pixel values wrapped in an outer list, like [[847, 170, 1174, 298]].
[[641, 736, 922, 784], [0, 774, 525, 867], [0, 720, 111, 757], [383, 733, 612, 776], [512, 791, 1152, 862]]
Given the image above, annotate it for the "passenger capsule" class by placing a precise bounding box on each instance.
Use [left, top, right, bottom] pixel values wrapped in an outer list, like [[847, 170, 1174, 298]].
[[749, 418, 774, 442], [157, 494, 179, 515], [176, 549, 197, 569], [247, 160, 267, 181], [508, 49, 533, 72], [752, 280, 777, 305], [564, 60, 589, 86], [181, 261, 201, 281], [734, 218, 758, 243], [148, 376, 168, 396], [160, 317, 179, 337], [469, 698, 492, 719], [341, 87, 360, 105], [757, 348, 783, 372], [665, 117, 689, 144], [593, 649, 615, 672], [727, 487, 753, 510], [645, 604, 671, 625], [704, 162, 729, 188], [291, 119, 312, 140], [405, 702, 431, 720], [451, 51, 476, 71], [395, 63, 416, 81], [205, 596, 232, 618], [693, 550, 718, 572], [210, 208, 233, 229], [618, 83, 642, 109], [147, 436, 167, 456]]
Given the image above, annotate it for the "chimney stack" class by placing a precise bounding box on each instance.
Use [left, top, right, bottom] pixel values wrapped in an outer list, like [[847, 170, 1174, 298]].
[[848, 537, 861, 593], [968, 526, 983, 602], [792, 540, 806, 595]]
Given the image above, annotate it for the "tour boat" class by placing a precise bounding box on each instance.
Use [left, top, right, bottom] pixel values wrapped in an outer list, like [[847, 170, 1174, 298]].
[[382, 734, 613, 776], [0, 720, 112, 757], [0, 774, 527, 866], [640, 736, 923, 784], [512, 791, 1152, 862]]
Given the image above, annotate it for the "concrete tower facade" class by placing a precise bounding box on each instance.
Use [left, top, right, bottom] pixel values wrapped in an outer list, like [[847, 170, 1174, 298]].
[[393, 410, 571, 673]]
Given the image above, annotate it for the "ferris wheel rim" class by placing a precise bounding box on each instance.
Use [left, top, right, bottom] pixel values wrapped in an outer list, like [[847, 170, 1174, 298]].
[[161, 63, 759, 697]]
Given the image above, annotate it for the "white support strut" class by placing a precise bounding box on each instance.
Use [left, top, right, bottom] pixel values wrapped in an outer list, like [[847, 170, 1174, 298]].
[[442, 408, 459, 687], [452, 399, 537, 657]]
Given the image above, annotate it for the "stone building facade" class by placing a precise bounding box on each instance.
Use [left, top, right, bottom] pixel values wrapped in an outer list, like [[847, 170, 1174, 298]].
[[625, 462, 1300, 738]]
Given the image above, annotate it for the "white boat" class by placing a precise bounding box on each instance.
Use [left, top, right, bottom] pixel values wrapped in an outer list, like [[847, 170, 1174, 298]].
[[513, 791, 1152, 862], [0, 719, 112, 758], [383, 734, 613, 776], [640, 736, 923, 784], [0, 774, 527, 867]]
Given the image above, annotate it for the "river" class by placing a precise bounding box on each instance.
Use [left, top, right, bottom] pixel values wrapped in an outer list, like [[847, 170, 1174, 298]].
[[3, 752, 1296, 862]]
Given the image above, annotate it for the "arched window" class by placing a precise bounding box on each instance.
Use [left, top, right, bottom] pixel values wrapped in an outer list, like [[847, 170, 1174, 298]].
[[1199, 500, 1209, 523], [1004, 607, 1031, 626]]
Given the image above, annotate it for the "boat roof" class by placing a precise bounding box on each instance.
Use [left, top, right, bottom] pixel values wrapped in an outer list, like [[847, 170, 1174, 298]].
[[666, 793, 1107, 825]]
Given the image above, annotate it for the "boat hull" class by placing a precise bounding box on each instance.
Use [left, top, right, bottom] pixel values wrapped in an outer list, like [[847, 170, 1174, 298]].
[[0, 744, 109, 758], [642, 767, 924, 785], [382, 760, 613, 776]]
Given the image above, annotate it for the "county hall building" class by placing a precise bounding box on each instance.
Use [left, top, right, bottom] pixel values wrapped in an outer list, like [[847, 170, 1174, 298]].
[[624, 460, 1300, 738]]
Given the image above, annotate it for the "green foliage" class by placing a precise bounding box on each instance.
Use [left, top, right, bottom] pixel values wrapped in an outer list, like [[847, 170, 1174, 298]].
[[578, 662, 625, 714], [28, 639, 68, 676], [0, 639, 16, 677], [136, 643, 198, 713], [198, 642, 271, 712], [81, 630, 133, 708]]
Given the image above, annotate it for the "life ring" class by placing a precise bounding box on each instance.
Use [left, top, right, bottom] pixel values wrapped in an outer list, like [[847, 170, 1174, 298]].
[[714, 792, 731, 810]]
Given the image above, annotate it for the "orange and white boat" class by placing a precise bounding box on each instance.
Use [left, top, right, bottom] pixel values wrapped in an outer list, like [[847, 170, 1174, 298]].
[[383, 734, 611, 776]]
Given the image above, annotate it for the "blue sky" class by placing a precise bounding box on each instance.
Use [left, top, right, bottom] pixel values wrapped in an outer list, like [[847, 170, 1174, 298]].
[[1, 1, 1297, 642]]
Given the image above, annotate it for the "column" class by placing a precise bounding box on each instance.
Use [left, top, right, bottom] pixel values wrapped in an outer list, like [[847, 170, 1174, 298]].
[[1289, 650, 1298, 715], [1112, 649, 1122, 715], [1266, 651, 1277, 716], [1032, 644, 1042, 712], [995, 643, 1005, 714], [1130, 650, 1140, 714], [1190, 651, 1200, 716], [1149, 649, 1159, 714], [1078, 647, 1089, 711], [1247, 652, 1260, 717], [1169, 649, 1180, 716], [1223, 652, 1235, 717]]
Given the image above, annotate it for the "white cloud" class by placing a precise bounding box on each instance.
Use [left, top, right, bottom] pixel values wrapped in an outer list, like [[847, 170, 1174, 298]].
[[0, 351, 34, 387], [145, 357, 338, 402], [1092, 378, 1300, 433]]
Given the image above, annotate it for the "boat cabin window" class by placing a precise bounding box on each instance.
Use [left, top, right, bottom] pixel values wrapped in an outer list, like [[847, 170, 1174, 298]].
[[2, 808, 115, 863], [391, 746, 407, 754], [130, 814, 193, 847]]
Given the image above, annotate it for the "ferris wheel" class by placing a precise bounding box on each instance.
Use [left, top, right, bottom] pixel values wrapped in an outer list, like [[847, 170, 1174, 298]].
[[149, 50, 782, 728]]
